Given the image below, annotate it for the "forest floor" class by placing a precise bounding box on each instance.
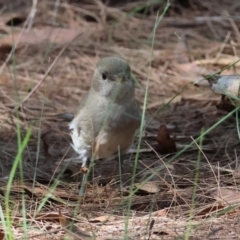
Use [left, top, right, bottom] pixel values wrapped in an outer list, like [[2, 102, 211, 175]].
[[0, 0, 240, 239]]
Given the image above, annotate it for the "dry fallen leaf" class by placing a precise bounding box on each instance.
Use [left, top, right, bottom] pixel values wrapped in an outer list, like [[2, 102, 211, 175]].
[[172, 35, 213, 86], [173, 35, 189, 64], [59, 209, 93, 240], [134, 182, 160, 193], [36, 212, 66, 221], [173, 62, 211, 81], [0, 27, 85, 50], [193, 54, 240, 67], [195, 188, 240, 217], [89, 215, 116, 223], [0, 74, 11, 85], [156, 124, 177, 154], [211, 188, 240, 205], [196, 204, 225, 217], [150, 209, 168, 217]]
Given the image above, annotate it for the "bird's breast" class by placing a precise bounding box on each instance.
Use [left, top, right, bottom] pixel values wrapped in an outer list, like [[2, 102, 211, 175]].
[[70, 94, 140, 160]]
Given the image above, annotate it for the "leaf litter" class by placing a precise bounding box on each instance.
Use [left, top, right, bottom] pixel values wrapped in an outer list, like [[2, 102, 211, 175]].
[[1, 0, 240, 239]]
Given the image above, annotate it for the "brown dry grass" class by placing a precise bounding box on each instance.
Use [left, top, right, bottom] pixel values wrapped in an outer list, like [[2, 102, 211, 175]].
[[1, 0, 240, 239]]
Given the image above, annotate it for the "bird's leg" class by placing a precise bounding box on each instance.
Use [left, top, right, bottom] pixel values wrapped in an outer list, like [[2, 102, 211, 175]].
[[79, 157, 90, 196], [116, 154, 124, 190]]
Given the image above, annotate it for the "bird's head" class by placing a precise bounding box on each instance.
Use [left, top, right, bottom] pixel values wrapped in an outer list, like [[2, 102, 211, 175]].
[[91, 56, 135, 101]]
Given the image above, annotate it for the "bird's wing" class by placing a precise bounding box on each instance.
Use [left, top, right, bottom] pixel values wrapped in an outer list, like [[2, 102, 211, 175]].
[[75, 92, 89, 115], [56, 112, 74, 122], [126, 98, 142, 123]]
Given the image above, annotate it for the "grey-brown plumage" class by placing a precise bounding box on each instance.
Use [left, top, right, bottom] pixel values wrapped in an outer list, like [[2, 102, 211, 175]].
[[69, 56, 141, 195]]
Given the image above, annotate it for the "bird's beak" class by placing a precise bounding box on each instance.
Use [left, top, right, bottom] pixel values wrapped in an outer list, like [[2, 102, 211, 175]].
[[115, 77, 124, 83]]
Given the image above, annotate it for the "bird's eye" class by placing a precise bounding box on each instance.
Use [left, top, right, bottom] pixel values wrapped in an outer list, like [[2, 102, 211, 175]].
[[102, 72, 107, 80]]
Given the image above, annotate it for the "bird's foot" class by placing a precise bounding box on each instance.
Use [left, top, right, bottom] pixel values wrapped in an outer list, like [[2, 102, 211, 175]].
[[80, 167, 88, 174]]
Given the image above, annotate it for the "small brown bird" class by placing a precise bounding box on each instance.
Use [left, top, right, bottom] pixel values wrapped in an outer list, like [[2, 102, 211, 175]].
[[69, 56, 141, 195]]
